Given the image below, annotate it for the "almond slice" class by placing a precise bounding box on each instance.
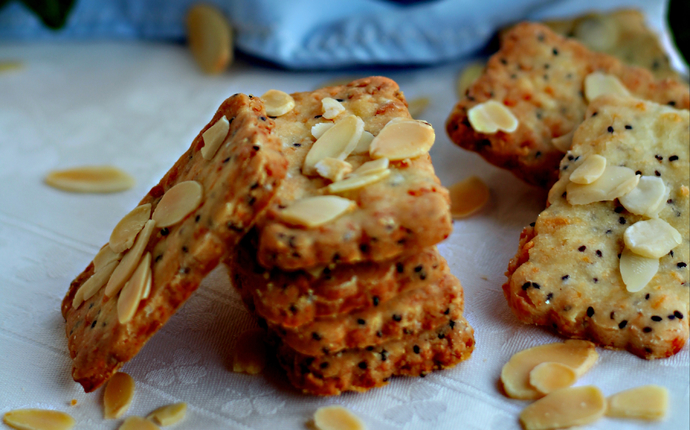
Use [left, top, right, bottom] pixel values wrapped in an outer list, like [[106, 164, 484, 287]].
[[529, 362, 577, 394], [350, 158, 389, 177], [201, 116, 230, 160], [151, 181, 203, 228], [519, 386, 606, 430], [327, 169, 391, 194], [313, 406, 365, 430], [262, 89, 295, 117], [72, 260, 119, 308], [45, 166, 135, 193], [141, 267, 153, 300], [501, 340, 598, 400], [93, 244, 122, 272], [312, 122, 334, 139], [623, 219, 682, 258], [607, 385, 668, 420], [467, 100, 518, 134], [369, 119, 435, 160], [619, 248, 659, 292], [232, 328, 268, 374], [456, 61, 484, 98], [303, 115, 364, 176], [186, 4, 232, 74], [322, 97, 346, 119], [449, 176, 490, 219], [566, 165, 639, 205], [110, 204, 152, 253], [279, 196, 355, 228], [584, 72, 630, 102], [551, 130, 574, 152], [118, 416, 160, 430], [315, 158, 352, 182], [117, 253, 151, 324], [351, 130, 374, 155], [104, 372, 135, 419], [147, 403, 187, 426], [3, 409, 75, 430], [105, 220, 155, 297], [407, 97, 430, 118], [619, 176, 668, 218], [569, 154, 607, 184]]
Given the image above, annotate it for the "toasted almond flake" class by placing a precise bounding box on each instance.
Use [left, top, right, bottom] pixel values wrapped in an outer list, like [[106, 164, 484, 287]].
[[529, 362, 577, 395], [574, 17, 620, 51], [322, 97, 346, 119], [303, 115, 364, 176], [262, 89, 295, 117], [104, 372, 135, 419], [152, 181, 203, 228], [569, 154, 607, 184], [313, 405, 365, 430], [620, 176, 668, 218], [449, 176, 490, 219], [118, 416, 160, 430], [584, 72, 631, 102], [566, 165, 639, 205], [520, 386, 606, 430], [45, 166, 135, 193], [201, 116, 230, 160], [147, 403, 187, 426], [467, 100, 518, 134], [623, 219, 682, 258], [312, 122, 334, 139], [73, 260, 119, 308], [607, 385, 668, 420], [110, 204, 152, 253], [186, 4, 232, 74], [351, 130, 374, 155], [350, 158, 389, 177], [141, 267, 153, 300], [407, 97, 430, 118], [279, 196, 355, 228], [327, 169, 391, 194], [93, 244, 122, 272], [619, 248, 659, 292], [501, 340, 598, 400], [232, 328, 268, 374], [117, 253, 151, 324], [3, 409, 75, 430], [315, 158, 353, 182], [105, 220, 155, 297], [369, 119, 435, 160], [551, 130, 574, 152], [456, 61, 485, 98]]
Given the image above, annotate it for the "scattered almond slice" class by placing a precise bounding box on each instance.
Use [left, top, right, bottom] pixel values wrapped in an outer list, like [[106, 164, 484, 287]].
[[45, 166, 135, 193], [141, 267, 153, 300], [327, 169, 391, 194], [147, 403, 187, 426], [105, 220, 155, 297], [186, 4, 233, 74], [623, 218, 682, 258], [313, 405, 365, 430], [201, 116, 230, 160], [369, 119, 435, 160], [104, 372, 135, 419], [569, 154, 607, 184], [519, 386, 606, 430], [303, 115, 364, 176], [619, 176, 668, 218], [529, 362, 577, 395], [109, 204, 152, 253], [619, 248, 659, 292], [407, 97, 430, 118], [456, 61, 485, 97], [467, 100, 518, 134], [584, 72, 631, 102], [322, 97, 346, 119], [501, 340, 598, 400], [93, 244, 122, 272], [118, 416, 160, 430], [315, 158, 353, 182], [279, 196, 355, 228], [232, 328, 268, 374], [151, 181, 203, 228], [566, 165, 639, 205], [350, 158, 389, 177], [117, 253, 151, 324], [312, 122, 334, 139], [73, 260, 119, 308], [262, 89, 295, 117], [551, 130, 574, 152], [2, 409, 75, 430], [351, 131, 374, 155], [607, 385, 668, 420], [449, 176, 490, 219]]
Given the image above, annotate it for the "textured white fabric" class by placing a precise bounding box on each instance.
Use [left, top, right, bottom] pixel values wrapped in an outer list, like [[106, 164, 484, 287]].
[[0, 3, 687, 429]]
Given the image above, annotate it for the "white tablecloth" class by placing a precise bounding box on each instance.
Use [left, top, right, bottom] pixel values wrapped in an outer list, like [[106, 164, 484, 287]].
[[0, 1, 687, 429]]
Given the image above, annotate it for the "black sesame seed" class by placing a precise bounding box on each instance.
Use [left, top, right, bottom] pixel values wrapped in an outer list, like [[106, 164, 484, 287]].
[[293, 143, 301, 147], [358, 361, 367, 370], [366, 346, 374, 351], [645, 293, 650, 300], [593, 278, 598, 283], [625, 125, 632, 130], [546, 293, 553, 301], [320, 362, 329, 369], [160, 227, 169, 236], [182, 246, 188, 253], [578, 246, 586, 252], [438, 333, 445, 339], [596, 250, 603, 257], [636, 170, 643, 175], [91, 320, 97, 329], [289, 305, 297, 313], [610, 311, 615, 319], [444, 308, 450, 315], [376, 330, 383, 337], [568, 155, 575, 161], [619, 217, 627, 225], [614, 206, 625, 213], [252, 145, 260, 151], [357, 318, 366, 325], [586, 307, 595, 317], [414, 265, 423, 273], [396, 262, 404, 273], [312, 332, 321, 341], [413, 345, 420, 354], [651, 316, 663, 322], [669, 155, 679, 162], [592, 112, 598, 117], [674, 311, 684, 320], [678, 262, 687, 268], [655, 170, 661, 177], [552, 48, 559, 55], [562, 275, 569, 281], [223, 157, 230, 163], [668, 314, 676, 320], [314, 115, 322, 119], [655, 155, 663, 161], [607, 126, 614, 133], [155, 254, 163, 262], [500, 58, 507, 65], [619, 320, 628, 329], [373, 296, 380, 306], [359, 243, 369, 253], [643, 327, 652, 333], [530, 222, 536, 227], [522, 282, 532, 291], [668, 101, 676, 106], [449, 320, 456, 329], [335, 98, 344, 102], [606, 229, 612, 234], [532, 283, 541, 289], [392, 314, 402, 322]]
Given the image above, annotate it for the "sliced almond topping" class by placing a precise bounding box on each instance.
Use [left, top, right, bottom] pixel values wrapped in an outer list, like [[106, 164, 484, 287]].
[[321, 97, 346, 119], [528, 362, 577, 395], [467, 100, 518, 134], [279, 196, 355, 228], [105, 220, 155, 297], [351, 158, 389, 177], [232, 328, 268, 374], [369, 119, 435, 160], [619, 248, 659, 292], [110, 204, 152, 253], [147, 403, 187, 426], [186, 4, 232, 74], [407, 97, 430, 118], [623, 219, 682, 258], [141, 267, 153, 300], [620, 176, 668, 218], [93, 244, 122, 272], [313, 405, 365, 430], [118, 416, 160, 430], [551, 130, 574, 152], [569, 154, 607, 184], [312, 122, 334, 139], [151, 181, 203, 228], [315, 158, 353, 182], [584, 72, 631, 102], [566, 165, 639, 205], [351, 130, 374, 155], [519, 386, 606, 430], [449, 176, 490, 219], [104, 372, 135, 419], [456, 61, 485, 98], [501, 340, 598, 400], [327, 169, 391, 194], [607, 385, 668, 420], [201, 116, 230, 160], [117, 253, 151, 324], [73, 260, 119, 308], [45, 166, 135, 193], [2, 409, 75, 430], [303, 115, 364, 176], [262, 89, 295, 117]]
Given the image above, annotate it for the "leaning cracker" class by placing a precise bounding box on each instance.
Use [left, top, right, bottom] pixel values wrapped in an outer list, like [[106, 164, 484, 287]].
[[504, 95, 689, 359], [61, 94, 287, 391]]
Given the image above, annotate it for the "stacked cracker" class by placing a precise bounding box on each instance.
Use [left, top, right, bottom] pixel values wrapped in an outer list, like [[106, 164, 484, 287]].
[[228, 77, 475, 395]]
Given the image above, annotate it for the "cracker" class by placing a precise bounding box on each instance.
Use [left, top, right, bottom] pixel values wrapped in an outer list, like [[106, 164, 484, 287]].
[[504, 95, 689, 359], [446, 22, 689, 188], [61, 94, 287, 392]]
